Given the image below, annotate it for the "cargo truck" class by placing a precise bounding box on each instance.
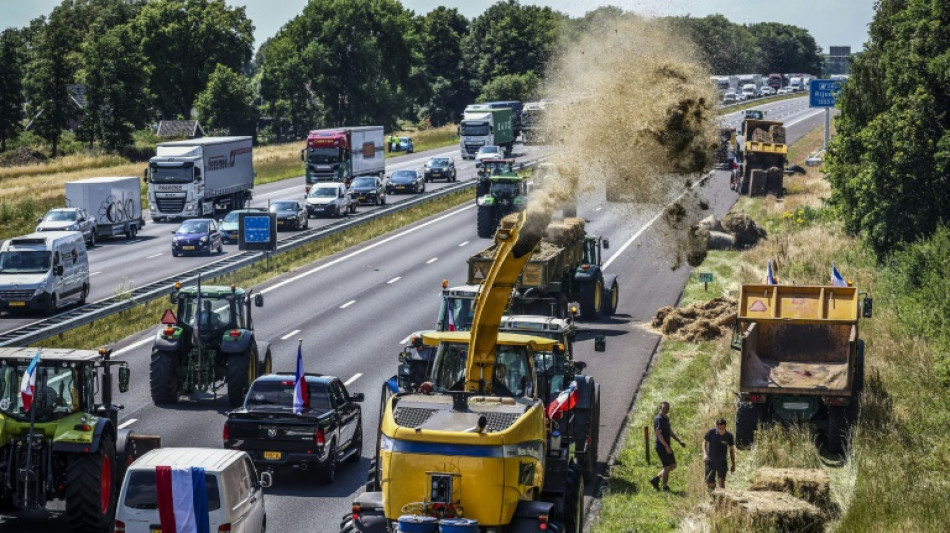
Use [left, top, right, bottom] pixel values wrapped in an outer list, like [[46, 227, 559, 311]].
[[301, 126, 385, 194], [145, 137, 254, 222], [737, 118, 787, 196], [459, 104, 515, 159], [732, 283, 872, 454], [65, 176, 145, 240]]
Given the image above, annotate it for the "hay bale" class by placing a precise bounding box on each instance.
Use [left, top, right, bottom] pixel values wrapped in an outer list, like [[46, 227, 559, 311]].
[[711, 490, 825, 532], [751, 127, 771, 143], [697, 215, 723, 233], [652, 306, 674, 328], [707, 230, 735, 250], [750, 468, 831, 510], [749, 169, 768, 196], [766, 166, 784, 196], [722, 211, 767, 247], [769, 125, 787, 144]]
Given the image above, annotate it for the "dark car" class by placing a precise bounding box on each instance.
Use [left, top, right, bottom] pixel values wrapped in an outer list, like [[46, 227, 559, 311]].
[[223, 373, 364, 483], [387, 169, 425, 194], [171, 218, 223, 256], [270, 200, 309, 230], [219, 208, 266, 243], [424, 157, 456, 182], [349, 176, 387, 206]]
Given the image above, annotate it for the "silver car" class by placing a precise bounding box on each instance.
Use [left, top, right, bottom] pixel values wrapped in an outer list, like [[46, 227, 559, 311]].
[[36, 208, 97, 246]]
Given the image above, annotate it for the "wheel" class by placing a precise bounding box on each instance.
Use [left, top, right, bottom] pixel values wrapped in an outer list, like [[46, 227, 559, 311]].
[[347, 424, 362, 463], [257, 347, 273, 377], [46, 294, 57, 316], [849, 341, 865, 420], [89, 230, 96, 247], [320, 442, 338, 484], [452, 172, 457, 182], [381, 194, 387, 205], [303, 216, 309, 229], [476, 205, 495, 238], [578, 273, 604, 320], [602, 276, 619, 317], [227, 352, 252, 408], [217, 241, 223, 254], [825, 406, 851, 456], [149, 349, 179, 405], [65, 436, 117, 533], [562, 461, 585, 533], [735, 402, 761, 448], [78, 283, 89, 306], [351, 203, 357, 214]]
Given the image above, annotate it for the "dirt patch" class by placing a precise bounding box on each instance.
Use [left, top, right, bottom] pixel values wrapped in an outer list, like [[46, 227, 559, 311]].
[[651, 297, 737, 342], [0, 147, 48, 169], [711, 490, 825, 532], [750, 467, 832, 510], [722, 210, 768, 248]]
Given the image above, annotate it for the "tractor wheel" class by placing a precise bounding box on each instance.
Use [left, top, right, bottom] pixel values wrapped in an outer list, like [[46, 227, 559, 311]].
[[257, 346, 273, 377], [602, 277, 619, 317], [476, 205, 495, 239], [578, 273, 604, 320], [825, 406, 851, 456], [65, 436, 117, 533], [562, 461, 585, 533], [149, 349, 179, 405], [227, 352, 252, 408], [347, 424, 363, 463], [735, 402, 761, 449]]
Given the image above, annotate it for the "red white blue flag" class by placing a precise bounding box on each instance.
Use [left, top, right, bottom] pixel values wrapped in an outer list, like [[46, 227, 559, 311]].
[[546, 380, 578, 419], [19, 348, 41, 412], [831, 264, 848, 287], [294, 341, 309, 414], [447, 305, 456, 331], [766, 260, 777, 285], [156, 465, 210, 533]]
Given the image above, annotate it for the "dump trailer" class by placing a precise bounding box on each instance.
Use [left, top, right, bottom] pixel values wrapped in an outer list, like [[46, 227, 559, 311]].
[[733, 284, 872, 454], [738, 119, 786, 196], [344, 213, 592, 533]]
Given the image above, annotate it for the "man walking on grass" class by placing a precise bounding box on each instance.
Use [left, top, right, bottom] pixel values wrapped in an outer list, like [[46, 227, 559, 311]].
[[703, 417, 736, 490], [650, 401, 686, 492]]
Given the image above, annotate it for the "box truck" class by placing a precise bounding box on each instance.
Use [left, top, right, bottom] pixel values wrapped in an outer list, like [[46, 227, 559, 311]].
[[64, 176, 145, 240], [301, 126, 385, 194], [459, 104, 515, 159]]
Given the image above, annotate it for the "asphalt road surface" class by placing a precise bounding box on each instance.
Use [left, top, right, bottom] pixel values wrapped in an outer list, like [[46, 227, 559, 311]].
[[0, 96, 830, 532]]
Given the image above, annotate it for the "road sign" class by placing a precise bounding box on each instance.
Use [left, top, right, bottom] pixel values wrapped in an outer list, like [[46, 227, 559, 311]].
[[698, 273, 714, 283], [809, 79, 842, 108], [238, 212, 277, 251]]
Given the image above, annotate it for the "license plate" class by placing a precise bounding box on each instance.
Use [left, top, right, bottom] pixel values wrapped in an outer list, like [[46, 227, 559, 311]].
[[152, 528, 162, 533], [8, 301, 25, 307], [783, 402, 809, 410], [263, 451, 282, 460], [358, 196, 366, 201], [182, 246, 195, 251]]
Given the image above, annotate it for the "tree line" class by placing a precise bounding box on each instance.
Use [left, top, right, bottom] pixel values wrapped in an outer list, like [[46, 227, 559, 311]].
[[0, 0, 826, 155]]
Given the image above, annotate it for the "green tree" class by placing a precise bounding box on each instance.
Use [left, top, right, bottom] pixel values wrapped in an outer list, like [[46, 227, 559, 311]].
[[23, 11, 79, 156], [0, 29, 25, 152], [134, 0, 254, 119], [195, 64, 258, 137], [667, 15, 762, 74], [416, 7, 472, 126], [747, 22, 824, 74], [477, 72, 539, 102]]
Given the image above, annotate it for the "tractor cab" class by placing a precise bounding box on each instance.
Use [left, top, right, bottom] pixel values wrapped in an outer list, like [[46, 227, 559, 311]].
[[167, 284, 263, 349]]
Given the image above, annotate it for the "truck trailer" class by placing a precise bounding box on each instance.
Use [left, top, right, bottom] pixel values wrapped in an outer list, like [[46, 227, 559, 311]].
[[302, 126, 385, 193], [459, 105, 515, 159], [146, 137, 253, 221], [65, 176, 145, 240]]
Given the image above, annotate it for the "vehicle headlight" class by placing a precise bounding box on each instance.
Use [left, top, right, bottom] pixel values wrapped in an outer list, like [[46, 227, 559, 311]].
[[172, 236, 179, 243], [199, 236, 208, 244], [186, 204, 194, 211], [66, 224, 79, 230]]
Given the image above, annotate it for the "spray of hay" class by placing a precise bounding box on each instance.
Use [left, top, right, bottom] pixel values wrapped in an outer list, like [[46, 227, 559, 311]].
[[530, 15, 719, 268]]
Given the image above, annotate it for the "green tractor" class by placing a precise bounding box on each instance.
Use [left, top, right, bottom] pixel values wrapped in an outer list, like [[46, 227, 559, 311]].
[[0, 347, 159, 532], [150, 283, 273, 408], [476, 162, 528, 238]]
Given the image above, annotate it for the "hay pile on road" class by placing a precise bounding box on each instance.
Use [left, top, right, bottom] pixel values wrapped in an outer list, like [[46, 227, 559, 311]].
[[750, 468, 832, 510], [721, 210, 768, 248], [651, 297, 737, 342], [711, 490, 826, 532]]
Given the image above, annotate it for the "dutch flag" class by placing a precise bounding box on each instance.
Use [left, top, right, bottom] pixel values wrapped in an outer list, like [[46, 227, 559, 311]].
[[293, 341, 309, 415], [831, 264, 848, 287], [156, 466, 210, 533], [766, 260, 777, 285], [19, 348, 42, 412], [546, 380, 579, 419]]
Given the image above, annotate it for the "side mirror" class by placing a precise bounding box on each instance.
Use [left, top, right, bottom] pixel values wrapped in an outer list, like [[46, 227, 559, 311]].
[[170, 292, 178, 304], [254, 293, 264, 307], [594, 335, 606, 352], [350, 393, 365, 403], [143, 169, 149, 183], [300, 149, 305, 162], [118, 366, 131, 393], [260, 471, 273, 489], [573, 360, 587, 373], [602, 238, 610, 249], [54, 264, 64, 276], [37, 217, 43, 224], [862, 296, 873, 318]]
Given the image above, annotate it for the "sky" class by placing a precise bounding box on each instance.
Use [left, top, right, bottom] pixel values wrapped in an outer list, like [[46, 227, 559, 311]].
[[1, 0, 875, 53]]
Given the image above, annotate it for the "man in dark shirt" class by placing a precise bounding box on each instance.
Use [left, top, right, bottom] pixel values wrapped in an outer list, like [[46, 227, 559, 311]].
[[703, 417, 736, 490], [650, 401, 685, 492]]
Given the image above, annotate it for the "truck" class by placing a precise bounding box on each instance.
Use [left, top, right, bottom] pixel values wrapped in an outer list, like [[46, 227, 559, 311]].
[[0, 346, 161, 532], [344, 212, 599, 533], [224, 372, 364, 483], [737, 118, 787, 196], [521, 101, 546, 145], [65, 176, 145, 241], [459, 104, 515, 160], [301, 126, 385, 194], [145, 136, 253, 222], [732, 283, 872, 454]]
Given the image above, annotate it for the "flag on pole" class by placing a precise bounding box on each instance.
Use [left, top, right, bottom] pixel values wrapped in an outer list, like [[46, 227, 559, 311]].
[[19, 348, 42, 412], [831, 264, 848, 287], [293, 341, 309, 414], [766, 260, 777, 285], [545, 380, 579, 419], [156, 465, 210, 533], [447, 305, 456, 332]]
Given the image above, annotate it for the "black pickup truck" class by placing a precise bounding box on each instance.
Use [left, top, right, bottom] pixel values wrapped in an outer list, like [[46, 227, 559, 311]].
[[223, 372, 364, 483]]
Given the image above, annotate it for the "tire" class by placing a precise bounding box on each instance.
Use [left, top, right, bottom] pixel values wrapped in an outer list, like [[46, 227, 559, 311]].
[[303, 216, 309, 229], [374, 195, 380, 206], [46, 294, 57, 316], [562, 461, 585, 533], [89, 230, 96, 247], [64, 436, 117, 533], [78, 283, 89, 306], [149, 349, 179, 405], [217, 241, 223, 254], [477, 205, 495, 239], [825, 406, 851, 456], [320, 443, 338, 484], [347, 424, 362, 463], [735, 402, 761, 448], [257, 346, 273, 377], [578, 274, 604, 320], [227, 352, 252, 408], [602, 276, 619, 317]]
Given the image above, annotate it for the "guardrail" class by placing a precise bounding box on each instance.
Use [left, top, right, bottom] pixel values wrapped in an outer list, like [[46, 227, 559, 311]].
[[0, 159, 543, 347]]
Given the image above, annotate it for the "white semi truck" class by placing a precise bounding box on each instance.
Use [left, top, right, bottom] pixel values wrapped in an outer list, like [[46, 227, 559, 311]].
[[458, 104, 515, 159], [65, 176, 145, 240], [145, 137, 254, 221]]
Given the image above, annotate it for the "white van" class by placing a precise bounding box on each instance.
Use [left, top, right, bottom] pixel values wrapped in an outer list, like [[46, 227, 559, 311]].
[[0, 231, 89, 315], [115, 448, 271, 533], [306, 182, 354, 217]]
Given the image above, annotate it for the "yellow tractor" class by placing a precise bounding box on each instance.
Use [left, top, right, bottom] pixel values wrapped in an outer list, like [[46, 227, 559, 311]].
[[343, 212, 592, 533]]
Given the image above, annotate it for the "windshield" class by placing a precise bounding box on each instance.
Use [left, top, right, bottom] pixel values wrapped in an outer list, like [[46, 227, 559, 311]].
[[460, 123, 490, 136], [244, 379, 331, 410], [309, 187, 339, 198], [180, 295, 233, 329], [176, 220, 209, 234], [430, 342, 533, 396], [270, 202, 298, 212], [223, 211, 240, 223], [438, 297, 475, 331], [44, 210, 79, 222], [0, 362, 80, 422], [123, 470, 220, 511], [351, 177, 376, 188], [490, 181, 520, 198], [478, 146, 500, 155], [0, 251, 51, 274], [427, 158, 448, 167], [391, 171, 417, 182], [150, 166, 194, 185], [307, 147, 341, 164]]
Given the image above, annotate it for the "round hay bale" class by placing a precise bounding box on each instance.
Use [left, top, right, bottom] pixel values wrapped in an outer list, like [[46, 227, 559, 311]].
[[697, 215, 723, 233], [707, 231, 736, 250]]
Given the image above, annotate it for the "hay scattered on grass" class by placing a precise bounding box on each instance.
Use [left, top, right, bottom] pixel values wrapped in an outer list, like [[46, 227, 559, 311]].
[[750, 467, 832, 511], [651, 296, 737, 342], [711, 490, 826, 532]]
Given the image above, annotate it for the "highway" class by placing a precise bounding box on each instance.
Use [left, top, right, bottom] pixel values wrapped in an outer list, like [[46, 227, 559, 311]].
[[0, 96, 830, 531]]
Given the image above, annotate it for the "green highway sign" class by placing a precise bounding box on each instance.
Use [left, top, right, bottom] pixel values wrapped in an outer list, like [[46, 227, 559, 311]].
[[698, 273, 714, 283]]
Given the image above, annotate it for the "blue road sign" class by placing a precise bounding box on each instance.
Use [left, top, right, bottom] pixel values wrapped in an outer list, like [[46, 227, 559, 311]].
[[810, 79, 842, 108], [243, 215, 271, 243]]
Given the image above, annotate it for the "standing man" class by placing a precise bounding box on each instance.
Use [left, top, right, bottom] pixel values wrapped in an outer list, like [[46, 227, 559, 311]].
[[703, 417, 736, 490], [650, 401, 686, 492]]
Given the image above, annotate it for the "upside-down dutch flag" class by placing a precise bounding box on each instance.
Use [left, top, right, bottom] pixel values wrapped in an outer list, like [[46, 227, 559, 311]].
[[19, 348, 42, 412], [293, 342, 309, 415], [156, 466, 210, 533], [546, 380, 579, 419]]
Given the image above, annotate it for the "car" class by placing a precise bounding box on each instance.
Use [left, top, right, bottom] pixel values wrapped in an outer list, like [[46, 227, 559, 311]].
[[424, 156, 457, 182], [219, 208, 266, 243], [270, 199, 309, 230], [475, 145, 502, 167], [36, 207, 97, 246], [387, 169, 425, 194], [397, 136, 414, 153], [349, 176, 387, 205], [736, 91, 747, 101], [722, 91, 737, 104], [306, 182, 355, 217], [171, 218, 223, 256], [760, 87, 774, 96]]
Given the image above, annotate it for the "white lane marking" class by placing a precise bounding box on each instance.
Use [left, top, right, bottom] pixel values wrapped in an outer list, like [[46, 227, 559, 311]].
[[146, 253, 163, 259], [113, 335, 154, 356], [340, 300, 356, 309], [458, 240, 469, 247], [90, 271, 101, 276], [595, 207, 602, 212], [344, 373, 362, 386], [426, 257, 438, 264], [260, 203, 476, 294], [118, 419, 137, 429], [281, 329, 301, 340], [387, 276, 401, 284]]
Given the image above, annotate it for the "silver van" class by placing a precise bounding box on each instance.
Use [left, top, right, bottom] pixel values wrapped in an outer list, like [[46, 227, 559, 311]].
[[0, 231, 90, 315], [115, 448, 271, 533]]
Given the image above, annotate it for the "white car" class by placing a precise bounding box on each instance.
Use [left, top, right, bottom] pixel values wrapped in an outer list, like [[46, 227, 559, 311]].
[[760, 87, 774, 96], [722, 91, 738, 104], [475, 145, 502, 167], [306, 182, 355, 217]]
